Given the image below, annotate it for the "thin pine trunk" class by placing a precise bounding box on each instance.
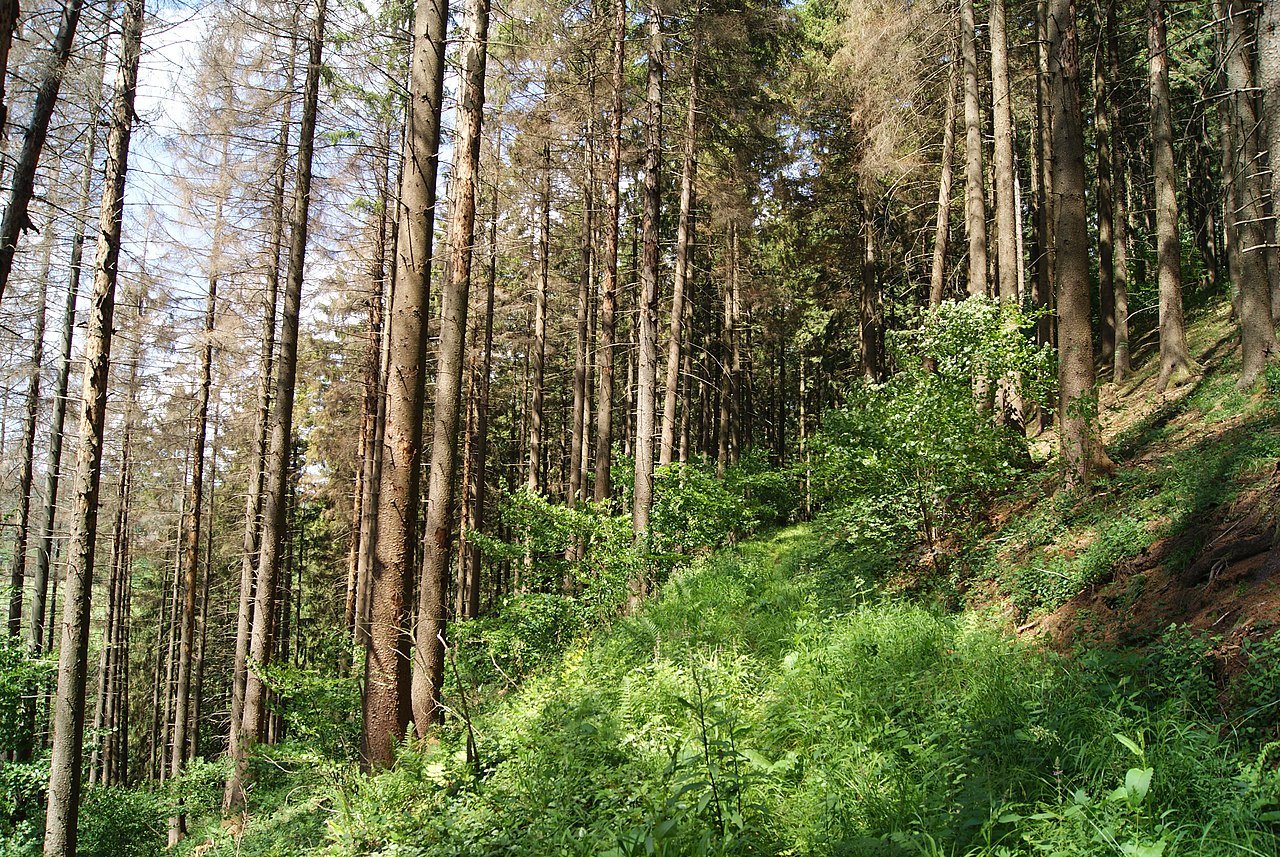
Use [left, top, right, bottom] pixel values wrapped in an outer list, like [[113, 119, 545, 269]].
[[960, 0, 988, 297], [229, 0, 326, 803], [42, 0, 144, 849], [633, 3, 663, 540], [593, 0, 626, 504]]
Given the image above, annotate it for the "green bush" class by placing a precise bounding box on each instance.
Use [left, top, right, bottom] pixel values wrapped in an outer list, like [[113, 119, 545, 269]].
[[651, 460, 757, 555], [810, 298, 1051, 556], [76, 786, 164, 857]]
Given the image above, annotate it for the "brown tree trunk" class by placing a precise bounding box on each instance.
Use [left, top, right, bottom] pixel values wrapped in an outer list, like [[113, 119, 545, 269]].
[[1034, 0, 1055, 353], [633, 3, 663, 540], [1259, 0, 1280, 321], [594, 0, 626, 504], [6, 231, 53, 636], [0, 0, 85, 306], [990, 0, 1018, 306], [529, 141, 550, 494], [861, 199, 884, 382], [226, 33, 296, 802], [1222, 0, 1277, 388], [928, 61, 958, 312], [1150, 0, 1195, 393], [570, 101, 595, 502], [42, 0, 144, 849], [362, 0, 448, 770], [660, 31, 698, 467], [1109, 1, 1133, 382], [1093, 4, 1116, 371], [960, 0, 988, 298], [0, 0, 18, 134], [170, 165, 223, 843], [411, 0, 489, 733], [1049, 0, 1109, 485], [229, 0, 326, 802]]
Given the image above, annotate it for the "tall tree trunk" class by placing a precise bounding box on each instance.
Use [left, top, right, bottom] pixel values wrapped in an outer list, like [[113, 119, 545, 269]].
[[1258, 0, 1280, 321], [1222, 0, 1277, 389], [928, 61, 958, 312], [42, 0, 144, 849], [528, 142, 551, 494], [990, 0, 1018, 305], [1034, 0, 1055, 351], [1108, 8, 1132, 381], [633, 3, 663, 540], [170, 166, 223, 843], [570, 99, 595, 502], [1150, 0, 1195, 393], [0, 0, 86, 306], [660, 30, 698, 468], [0, 0, 19, 134], [960, 0, 988, 298], [229, 0, 326, 803], [594, 0, 626, 504], [1048, 0, 1109, 485], [412, 0, 488, 733], [226, 34, 296, 801], [1092, 5, 1117, 371], [348, 125, 393, 639], [363, 0, 449, 769], [6, 230, 53, 636]]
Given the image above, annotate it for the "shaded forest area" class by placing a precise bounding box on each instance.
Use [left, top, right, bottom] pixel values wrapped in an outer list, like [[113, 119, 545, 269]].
[[0, 0, 1278, 853]]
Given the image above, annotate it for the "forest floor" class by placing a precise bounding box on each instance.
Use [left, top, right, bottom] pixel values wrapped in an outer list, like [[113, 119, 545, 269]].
[[1005, 301, 1280, 684]]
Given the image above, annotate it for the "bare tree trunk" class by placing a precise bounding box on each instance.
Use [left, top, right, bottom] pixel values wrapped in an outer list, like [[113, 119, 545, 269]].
[[348, 124, 392, 639], [0, 0, 19, 134], [660, 31, 698, 467], [960, 0, 988, 298], [466, 177, 500, 619], [229, 0, 326, 803], [990, 0, 1018, 306], [928, 61, 958, 312], [226, 33, 296, 801], [42, 0, 144, 849], [594, 0, 626, 504], [1049, 0, 1110, 485], [570, 99, 595, 502], [6, 230, 53, 636], [1222, 0, 1277, 389], [1093, 0, 1117, 373], [1259, 0, 1280, 321], [528, 141, 551, 494], [1150, 0, 1195, 393], [412, 0, 488, 733], [170, 163, 223, 843], [633, 3, 663, 541], [1034, 0, 1055, 352], [363, 0, 448, 769], [0, 0, 86, 305]]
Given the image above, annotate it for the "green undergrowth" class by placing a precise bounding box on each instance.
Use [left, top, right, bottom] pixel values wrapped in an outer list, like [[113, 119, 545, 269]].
[[198, 528, 1280, 857]]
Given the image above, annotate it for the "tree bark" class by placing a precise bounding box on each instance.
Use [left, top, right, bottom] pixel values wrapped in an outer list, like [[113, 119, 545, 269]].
[[1150, 0, 1195, 393], [1093, 3, 1116, 371], [362, 0, 448, 769], [528, 142, 551, 494], [411, 0, 488, 733], [42, 0, 144, 849], [660, 31, 699, 467], [226, 32, 296, 803], [928, 61, 957, 312], [229, 0, 326, 803], [571, 100, 596, 500], [960, 0, 988, 298], [990, 0, 1018, 306], [1048, 0, 1109, 486], [0, 0, 85, 306], [6, 231, 53, 637], [169, 158, 223, 843], [594, 0, 626, 504], [861, 199, 883, 382], [1109, 2, 1133, 381], [1258, 0, 1280, 321], [633, 3, 663, 540], [1222, 0, 1277, 389]]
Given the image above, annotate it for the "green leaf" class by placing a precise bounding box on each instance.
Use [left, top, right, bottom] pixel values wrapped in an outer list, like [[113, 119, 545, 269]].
[[1113, 733, 1144, 759]]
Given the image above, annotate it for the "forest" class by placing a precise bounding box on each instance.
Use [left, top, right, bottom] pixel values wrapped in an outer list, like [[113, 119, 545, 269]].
[[0, 0, 1279, 852]]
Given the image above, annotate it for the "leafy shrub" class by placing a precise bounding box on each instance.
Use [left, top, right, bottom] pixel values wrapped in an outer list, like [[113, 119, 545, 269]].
[[651, 460, 757, 555], [809, 298, 1051, 556], [76, 786, 165, 857], [258, 661, 362, 761]]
